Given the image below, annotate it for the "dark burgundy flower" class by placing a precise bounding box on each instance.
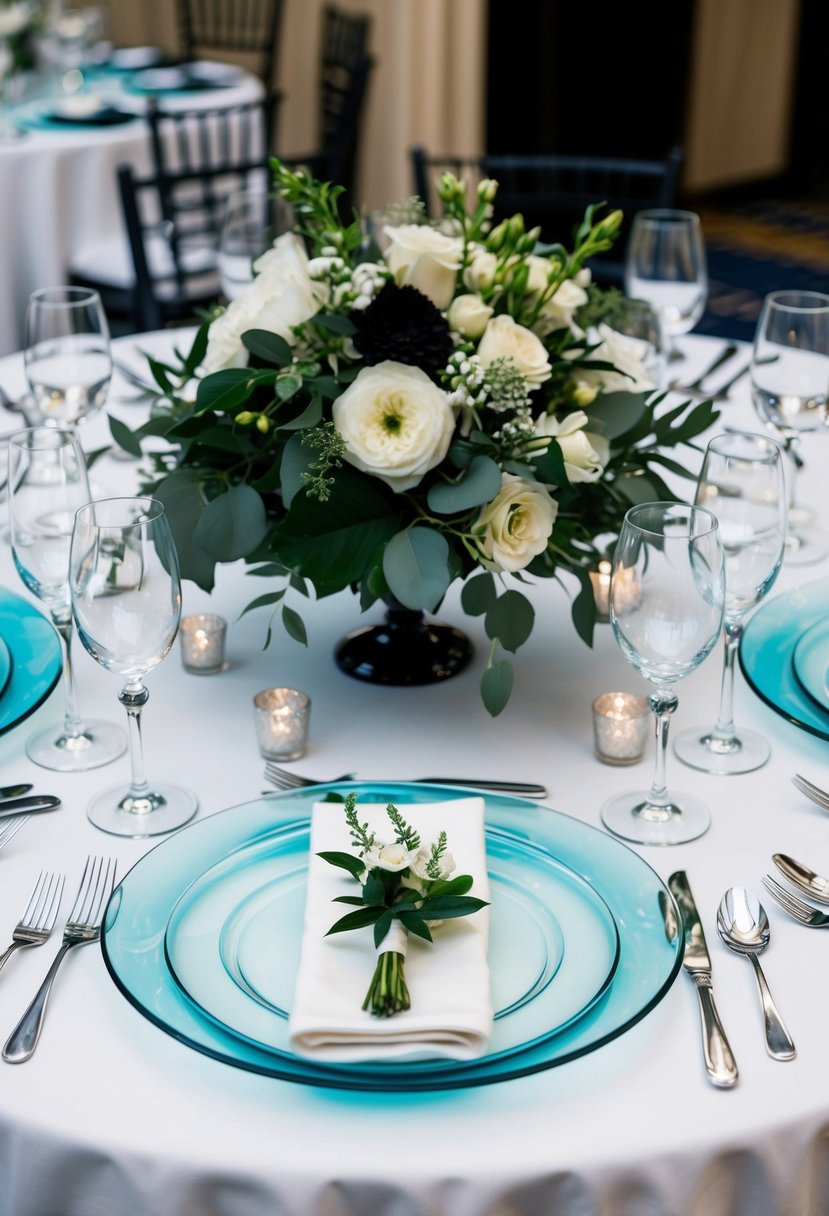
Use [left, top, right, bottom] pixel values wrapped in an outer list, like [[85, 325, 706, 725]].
[[351, 282, 453, 378]]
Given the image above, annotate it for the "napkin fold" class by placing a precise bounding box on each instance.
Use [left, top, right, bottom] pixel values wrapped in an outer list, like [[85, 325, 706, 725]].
[[288, 797, 493, 1063]]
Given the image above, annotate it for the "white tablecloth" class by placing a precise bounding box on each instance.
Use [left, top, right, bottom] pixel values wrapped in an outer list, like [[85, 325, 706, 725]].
[[0, 67, 263, 358], [0, 331, 827, 1216]]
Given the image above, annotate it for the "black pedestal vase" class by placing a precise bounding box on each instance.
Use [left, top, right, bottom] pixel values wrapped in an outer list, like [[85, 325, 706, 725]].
[[334, 599, 473, 686]]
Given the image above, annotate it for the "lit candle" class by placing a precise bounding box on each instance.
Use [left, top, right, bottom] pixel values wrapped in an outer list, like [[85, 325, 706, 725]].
[[180, 614, 227, 674], [589, 560, 613, 621], [592, 692, 650, 765], [253, 688, 311, 760]]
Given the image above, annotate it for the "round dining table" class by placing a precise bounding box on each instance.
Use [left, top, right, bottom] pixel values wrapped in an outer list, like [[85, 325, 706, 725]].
[[0, 329, 827, 1216], [0, 60, 263, 358]]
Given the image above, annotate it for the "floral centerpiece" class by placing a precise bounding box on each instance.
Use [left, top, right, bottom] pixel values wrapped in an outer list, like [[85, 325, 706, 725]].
[[114, 159, 717, 714]]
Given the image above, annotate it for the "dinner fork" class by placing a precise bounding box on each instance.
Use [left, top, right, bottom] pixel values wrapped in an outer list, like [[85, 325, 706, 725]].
[[761, 874, 829, 928], [263, 761, 548, 798], [791, 773, 829, 812], [0, 871, 65, 977], [3, 855, 117, 1063], [0, 815, 29, 853]]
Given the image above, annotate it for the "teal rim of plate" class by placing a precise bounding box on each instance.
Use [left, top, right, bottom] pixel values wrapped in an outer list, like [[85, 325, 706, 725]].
[[0, 588, 62, 736], [792, 617, 829, 713]]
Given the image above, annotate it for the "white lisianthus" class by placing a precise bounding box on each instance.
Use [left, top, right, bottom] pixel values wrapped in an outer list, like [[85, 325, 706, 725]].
[[203, 233, 323, 373], [332, 361, 455, 493], [447, 293, 493, 339], [363, 842, 419, 873], [578, 322, 655, 393], [477, 314, 552, 388], [534, 411, 610, 484], [475, 473, 557, 573], [532, 276, 589, 338], [463, 247, 499, 292], [0, 2, 30, 39], [383, 224, 462, 310]]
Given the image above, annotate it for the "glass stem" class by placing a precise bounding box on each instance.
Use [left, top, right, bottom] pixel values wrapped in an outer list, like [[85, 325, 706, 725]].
[[53, 615, 85, 742], [710, 622, 742, 747], [646, 688, 678, 811], [784, 436, 802, 511], [119, 680, 151, 811]]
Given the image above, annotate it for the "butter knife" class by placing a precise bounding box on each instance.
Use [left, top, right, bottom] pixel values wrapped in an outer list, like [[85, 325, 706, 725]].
[[668, 871, 739, 1088], [0, 784, 34, 801], [0, 796, 61, 818]]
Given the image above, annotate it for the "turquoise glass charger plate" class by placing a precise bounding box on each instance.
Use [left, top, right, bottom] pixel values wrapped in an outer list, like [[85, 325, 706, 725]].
[[0, 635, 13, 703], [739, 577, 829, 740], [102, 783, 682, 1092], [792, 619, 829, 712], [0, 588, 62, 735]]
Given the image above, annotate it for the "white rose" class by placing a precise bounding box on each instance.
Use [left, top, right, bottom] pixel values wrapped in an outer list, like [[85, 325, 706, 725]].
[[370, 842, 417, 873], [534, 411, 610, 484], [447, 293, 493, 339], [578, 322, 655, 394], [477, 314, 552, 388], [533, 277, 589, 338], [383, 224, 462, 310], [409, 847, 456, 882], [332, 361, 455, 493], [475, 473, 557, 573], [203, 233, 321, 373], [463, 247, 498, 292]]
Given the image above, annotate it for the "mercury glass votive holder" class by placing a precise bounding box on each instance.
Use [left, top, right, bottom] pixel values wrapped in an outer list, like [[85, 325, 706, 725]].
[[592, 692, 650, 765], [254, 687, 311, 760], [180, 614, 227, 674]]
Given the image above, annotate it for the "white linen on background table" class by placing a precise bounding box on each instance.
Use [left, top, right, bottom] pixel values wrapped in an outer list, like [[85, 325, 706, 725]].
[[0, 331, 828, 1216]]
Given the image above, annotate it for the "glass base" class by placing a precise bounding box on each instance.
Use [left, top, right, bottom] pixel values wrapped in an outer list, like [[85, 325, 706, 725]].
[[673, 724, 771, 774], [26, 718, 127, 772], [784, 528, 828, 567], [87, 781, 198, 838], [600, 789, 711, 846]]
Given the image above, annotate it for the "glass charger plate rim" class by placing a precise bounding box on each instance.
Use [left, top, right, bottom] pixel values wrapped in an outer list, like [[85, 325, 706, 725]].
[[0, 634, 13, 702], [161, 817, 622, 1071], [101, 783, 682, 1091], [792, 617, 829, 712], [739, 576, 829, 740], [0, 588, 62, 735]]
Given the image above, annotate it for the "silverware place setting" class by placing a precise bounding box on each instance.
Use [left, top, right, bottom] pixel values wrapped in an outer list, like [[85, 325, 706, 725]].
[[0, 871, 65, 979], [772, 853, 829, 904], [262, 761, 548, 799], [0, 816, 29, 854], [761, 874, 829, 929], [791, 773, 829, 813], [667, 343, 750, 400]]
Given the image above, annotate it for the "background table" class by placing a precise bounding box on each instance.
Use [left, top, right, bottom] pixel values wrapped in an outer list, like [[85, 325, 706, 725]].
[[0, 331, 827, 1216], [0, 65, 263, 358]]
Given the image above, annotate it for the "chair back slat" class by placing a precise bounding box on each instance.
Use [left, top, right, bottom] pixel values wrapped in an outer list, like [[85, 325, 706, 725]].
[[177, 0, 285, 86]]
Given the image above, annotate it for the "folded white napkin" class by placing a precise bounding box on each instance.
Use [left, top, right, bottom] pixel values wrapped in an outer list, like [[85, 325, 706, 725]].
[[288, 797, 493, 1063]]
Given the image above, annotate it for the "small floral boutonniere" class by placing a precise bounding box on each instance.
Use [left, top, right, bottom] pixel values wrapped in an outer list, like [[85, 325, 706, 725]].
[[318, 793, 489, 1017]]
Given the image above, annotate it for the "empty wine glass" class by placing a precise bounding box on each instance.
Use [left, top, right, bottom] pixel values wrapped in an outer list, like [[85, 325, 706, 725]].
[[600, 502, 725, 846], [24, 287, 112, 430], [625, 210, 707, 361], [217, 186, 294, 301], [8, 427, 125, 771], [69, 496, 198, 837], [674, 432, 786, 774], [750, 289, 829, 565]]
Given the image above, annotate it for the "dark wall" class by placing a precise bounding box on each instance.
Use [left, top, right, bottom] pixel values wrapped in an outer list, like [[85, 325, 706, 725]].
[[486, 0, 695, 160]]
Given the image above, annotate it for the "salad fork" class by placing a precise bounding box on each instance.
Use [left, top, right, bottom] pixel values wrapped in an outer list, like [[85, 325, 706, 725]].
[[0, 815, 29, 853], [0, 871, 65, 977], [3, 855, 117, 1063], [761, 874, 829, 928], [791, 773, 829, 812]]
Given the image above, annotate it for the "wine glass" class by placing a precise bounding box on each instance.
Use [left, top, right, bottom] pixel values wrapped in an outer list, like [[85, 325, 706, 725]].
[[600, 502, 725, 846], [7, 427, 126, 771], [217, 186, 293, 301], [624, 210, 708, 361], [674, 431, 786, 774], [24, 287, 112, 430], [69, 496, 198, 837], [750, 289, 829, 565]]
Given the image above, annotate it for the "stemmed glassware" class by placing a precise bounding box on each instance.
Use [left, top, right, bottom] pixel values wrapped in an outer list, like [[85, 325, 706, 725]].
[[600, 502, 725, 846], [217, 186, 293, 301], [673, 431, 786, 774], [69, 496, 198, 837], [24, 287, 112, 430], [750, 289, 829, 565], [7, 427, 125, 771], [625, 210, 708, 361]]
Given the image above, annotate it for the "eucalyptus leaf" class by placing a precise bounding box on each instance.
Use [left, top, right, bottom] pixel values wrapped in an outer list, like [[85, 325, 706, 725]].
[[194, 484, 268, 561], [485, 590, 535, 653], [281, 604, 308, 646], [280, 432, 314, 508], [242, 328, 293, 366], [461, 571, 496, 617], [481, 660, 513, 717], [587, 390, 647, 440], [427, 455, 502, 515], [382, 528, 451, 613], [195, 368, 255, 414], [108, 414, 142, 458]]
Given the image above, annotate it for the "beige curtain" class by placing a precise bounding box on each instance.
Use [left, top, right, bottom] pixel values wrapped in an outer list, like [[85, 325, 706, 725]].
[[106, 0, 487, 209]]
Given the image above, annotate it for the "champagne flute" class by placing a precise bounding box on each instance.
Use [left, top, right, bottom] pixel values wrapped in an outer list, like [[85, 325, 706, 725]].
[[24, 287, 112, 430], [625, 210, 707, 361], [674, 432, 786, 774], [750, 289, 829, 565], [600, 502, 725, 846], [8, 428, 125, 771], [69, 496, 198, 837], [217, 186, 294, 301]]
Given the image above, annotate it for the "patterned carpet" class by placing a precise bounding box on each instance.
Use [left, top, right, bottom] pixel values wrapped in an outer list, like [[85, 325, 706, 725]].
[[695, 198, 829, 343]]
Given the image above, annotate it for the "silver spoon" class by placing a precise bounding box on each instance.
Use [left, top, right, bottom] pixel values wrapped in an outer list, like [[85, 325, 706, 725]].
[[717, 886, 796, 1061], [773, 853, 829, 905]]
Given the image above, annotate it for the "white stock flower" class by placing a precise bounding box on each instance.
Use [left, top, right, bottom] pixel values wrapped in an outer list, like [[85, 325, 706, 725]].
[[447, 293, 493, 339], [203, 233, 322, 373], [383, 224, 462, 310], [534, 411, 610, 484], [332, 361, 455, 493], [475, 473, 557, 573], [579, 322, 655, 393], [477, 314, 552, 388]]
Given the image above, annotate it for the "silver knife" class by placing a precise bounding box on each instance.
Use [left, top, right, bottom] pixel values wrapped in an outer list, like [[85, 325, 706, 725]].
[[418, 778, 547, 797], [0, 796, 61, 818], [668, 871, 739, 1088], [0, 784, 34, 801]]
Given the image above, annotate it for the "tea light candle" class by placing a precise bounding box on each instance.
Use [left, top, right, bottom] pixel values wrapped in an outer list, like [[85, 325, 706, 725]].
[[180, 614, 227, 674], [592, 692, 650, 765], [590, 561, 641, 622], [589, 560, 613, 621], [254, 687, 311, 760]]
